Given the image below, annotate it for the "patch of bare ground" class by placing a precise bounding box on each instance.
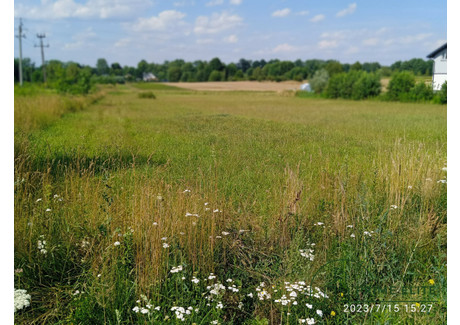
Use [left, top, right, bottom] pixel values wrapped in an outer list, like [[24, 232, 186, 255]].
[[166, 81, 304, 92]]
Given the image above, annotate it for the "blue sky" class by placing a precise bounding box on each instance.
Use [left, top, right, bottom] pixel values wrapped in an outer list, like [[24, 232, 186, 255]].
[[13, 0, 447, 67]]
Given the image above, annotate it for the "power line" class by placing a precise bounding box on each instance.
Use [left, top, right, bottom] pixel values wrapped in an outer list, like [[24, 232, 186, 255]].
[[15, 18, 26, 86], [35, 34, 50, 83]]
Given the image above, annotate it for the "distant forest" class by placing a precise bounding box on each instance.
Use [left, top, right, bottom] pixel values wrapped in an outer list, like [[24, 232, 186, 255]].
[[14, 57, 433, 84]]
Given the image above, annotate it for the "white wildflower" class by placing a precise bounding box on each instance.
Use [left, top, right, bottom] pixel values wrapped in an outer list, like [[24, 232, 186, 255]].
[[170, 265, 183, 273], [350, 233, 356, 238], [316, 310, 323, 317], [437, 179, 447, 184], [216, 302, 223, 309], [45, 208, 51, 212], [114, 241, 120, 246], [183, 189, 191, 193], [14, 289, 31, 312], [153, 222, 158, 226], [390, 205, 398, 210], [363, 231, 371, 237], [222, 231, 230, 236], [132, 306, 140, 313], [162, 243, 170, 248], [306, 303, 313, 309], [36, 198, 42, 202], [408, 185, 413, 189]]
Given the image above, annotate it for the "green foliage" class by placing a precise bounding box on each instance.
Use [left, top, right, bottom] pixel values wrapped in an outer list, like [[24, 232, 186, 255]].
[[404, 81, 434, 102], [96, 58, 110, 76], [387, 71, 416, 101], [309, 69, 329, 94], [433, 82, 447, 104], [138, 91, 156, 99], [92, 75, 125, 85], [208, 70, 224, 81], [167, 66, 182, 82], [325, 60, 343, 76], [55, 64, 93, 95]]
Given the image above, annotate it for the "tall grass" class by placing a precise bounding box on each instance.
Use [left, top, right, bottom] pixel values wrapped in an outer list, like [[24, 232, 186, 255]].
[[14, 84, 446, 324]]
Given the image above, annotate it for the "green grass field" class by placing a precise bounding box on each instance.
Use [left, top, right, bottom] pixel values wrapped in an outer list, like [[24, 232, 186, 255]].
[[14, 83, 446, 324]]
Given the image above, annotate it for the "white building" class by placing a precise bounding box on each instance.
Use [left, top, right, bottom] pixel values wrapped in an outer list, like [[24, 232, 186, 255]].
[[143, 72, 158, 82], [427, 43, 447, 91]]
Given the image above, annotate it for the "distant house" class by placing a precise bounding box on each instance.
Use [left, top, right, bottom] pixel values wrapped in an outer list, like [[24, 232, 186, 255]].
[[427, 43, 447, 91], [143, 72, 158, 82]]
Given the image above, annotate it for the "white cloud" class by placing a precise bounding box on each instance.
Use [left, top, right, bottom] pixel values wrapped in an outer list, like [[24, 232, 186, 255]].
[[14, 0, 153, 20], [131, 10, 187, 31], [194, 12, 243, 34], [173, 0, 195, 7], [362, 38, 379, 46], [336, 3, 357, 17], [272, 8, 291, 18], [318, 40, 338, 49], [114, 37, 131, 48], [345, 46, 359, 54], [296, 10, 309, 16], [273, 43, 297, 53], [399, 33, 432, 43], [229, 0, 242, 5], [63, 27, 97, 50], [320, 30, 347, 40], [206, 0, 224, 7], [224, 34, 238, 43], [310, 14, 325, 23]]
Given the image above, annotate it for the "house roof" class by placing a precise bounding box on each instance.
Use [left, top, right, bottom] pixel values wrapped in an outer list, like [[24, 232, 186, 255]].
[[427, 43, 447, 59]]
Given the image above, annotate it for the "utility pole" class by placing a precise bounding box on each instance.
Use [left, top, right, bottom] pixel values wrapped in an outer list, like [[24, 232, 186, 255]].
[[35, 34, 49, 83], [15, 18, 26, 86]]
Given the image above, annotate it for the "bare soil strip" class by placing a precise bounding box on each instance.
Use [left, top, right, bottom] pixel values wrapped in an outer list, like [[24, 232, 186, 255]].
[[166, 81, 304, 92]]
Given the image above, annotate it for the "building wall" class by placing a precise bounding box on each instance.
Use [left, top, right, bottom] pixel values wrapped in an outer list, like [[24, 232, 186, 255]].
[[432, 49, 447, 91]]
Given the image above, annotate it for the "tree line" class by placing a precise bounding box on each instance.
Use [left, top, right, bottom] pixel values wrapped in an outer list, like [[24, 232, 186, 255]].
[[15, 57, 433, 87]]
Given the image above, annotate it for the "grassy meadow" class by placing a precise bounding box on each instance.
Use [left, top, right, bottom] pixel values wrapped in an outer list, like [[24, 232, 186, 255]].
[[14, 83, 446, 324]]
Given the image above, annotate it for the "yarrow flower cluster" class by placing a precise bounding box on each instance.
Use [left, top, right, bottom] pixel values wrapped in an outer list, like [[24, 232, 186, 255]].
[[299, 243, 316, 261], [255, 282, 272, 301], [170, 306, 197, 321], [14, 289, 31, 312], [132, 294, 161, 315], [37, 235, 47, 255], [170, 265, 183, 273]]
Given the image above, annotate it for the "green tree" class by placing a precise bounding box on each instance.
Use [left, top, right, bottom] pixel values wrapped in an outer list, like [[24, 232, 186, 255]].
[[208, 70, 223, 81], [167, 66, 182, 82], [96, 58, 109, 75], [310, 69, 329, 94], [387, 71, 415, 101], [325, 60, 343, 76]]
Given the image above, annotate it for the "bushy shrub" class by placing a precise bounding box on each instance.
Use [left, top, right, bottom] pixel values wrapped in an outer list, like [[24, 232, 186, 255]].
[[387, 71, 415, 101], [326, 71, 381, 100], [352, 72, 381, 99], [138, 91, 156, 99], [310, 69, 329, 94], [91, 75, 125, 85], [402, 81, 434, 102], [433, 82, 447, 104], [55, 66, 93, 95]]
